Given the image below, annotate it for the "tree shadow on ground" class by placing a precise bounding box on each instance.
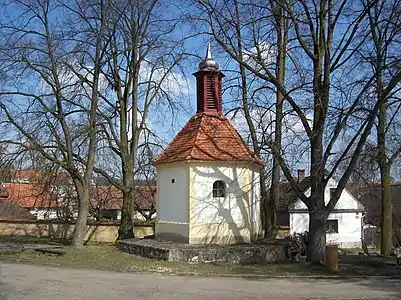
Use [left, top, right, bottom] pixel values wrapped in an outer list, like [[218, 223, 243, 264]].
[[0, 236, 70, 246], [0, 279, 11, 300]]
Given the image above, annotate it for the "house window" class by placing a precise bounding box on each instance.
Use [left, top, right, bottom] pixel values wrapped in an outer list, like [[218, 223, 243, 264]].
[[212, 180, 225, 198], [327, 219, 339, 233]]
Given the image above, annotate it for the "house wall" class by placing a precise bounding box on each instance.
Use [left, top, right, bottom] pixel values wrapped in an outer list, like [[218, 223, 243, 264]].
[[116, 211, 157, 221], [290, 212, 363, 248], [30, 208, 58, 220], [289, 179, 363, 247], [189, 162, 261, 244]]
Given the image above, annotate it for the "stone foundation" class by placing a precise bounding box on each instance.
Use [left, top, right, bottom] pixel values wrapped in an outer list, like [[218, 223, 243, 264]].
[[116, 239, 287, 264]]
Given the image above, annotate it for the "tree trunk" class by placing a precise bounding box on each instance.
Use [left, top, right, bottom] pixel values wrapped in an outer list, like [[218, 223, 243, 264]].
[[71, 182, 89, 247], [268, 0, 287, 238], [380, 165, 392, 256], [307, 211, 327, 263], [118, 189, 134, 239]]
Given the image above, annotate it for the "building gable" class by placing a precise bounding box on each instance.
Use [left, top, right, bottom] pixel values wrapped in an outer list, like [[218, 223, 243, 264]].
[[289, 181, 364, 212]]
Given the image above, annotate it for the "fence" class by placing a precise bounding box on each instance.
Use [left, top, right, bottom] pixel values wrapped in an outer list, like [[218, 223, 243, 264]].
[[0, 219, 154, 243]]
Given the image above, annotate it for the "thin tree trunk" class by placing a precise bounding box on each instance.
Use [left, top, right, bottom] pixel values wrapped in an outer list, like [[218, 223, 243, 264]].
[[380, 164, 392, 255], [232, 0, 266, 236]]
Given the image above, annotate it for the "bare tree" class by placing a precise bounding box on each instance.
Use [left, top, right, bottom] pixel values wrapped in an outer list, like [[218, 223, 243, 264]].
[[80, 0, 187, 239], [362, 0, 401, 256], [268, 0, 289, 237], [191, 0, 401, 262], [0, 0, 109, 246]]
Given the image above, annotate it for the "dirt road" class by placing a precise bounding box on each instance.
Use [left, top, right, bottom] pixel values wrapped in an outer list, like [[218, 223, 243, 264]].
[[0, 263, 400, 299]]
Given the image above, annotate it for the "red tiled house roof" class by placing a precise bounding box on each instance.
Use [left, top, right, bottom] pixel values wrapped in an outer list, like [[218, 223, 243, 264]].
[[153, 113, 263, 166], [89, 184, 156, 211], [3, 182, 59, 209]]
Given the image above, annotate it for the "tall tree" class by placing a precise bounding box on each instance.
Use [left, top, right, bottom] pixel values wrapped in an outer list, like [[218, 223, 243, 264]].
[[0, 0, 109, 246], [192, 0, 401, 262], [363, 0, 401, 256], [268, 0, 288, 237], [81, 0, 187, 239]]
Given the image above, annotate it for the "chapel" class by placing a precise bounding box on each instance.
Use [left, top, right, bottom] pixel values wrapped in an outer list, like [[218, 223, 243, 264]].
[[153, 44, 263, 244]]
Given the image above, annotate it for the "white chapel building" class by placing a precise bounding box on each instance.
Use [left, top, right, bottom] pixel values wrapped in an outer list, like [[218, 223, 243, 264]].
[[153, 44, 263, 244]]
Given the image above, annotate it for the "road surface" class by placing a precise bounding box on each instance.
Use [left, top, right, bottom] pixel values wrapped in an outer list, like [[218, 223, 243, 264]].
[[0, 263, 400, 299]]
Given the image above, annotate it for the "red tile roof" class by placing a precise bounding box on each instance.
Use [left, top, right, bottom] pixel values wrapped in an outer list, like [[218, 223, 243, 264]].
[[3, 183, 59, 208], [89, 184, 156, 211], [9, 169, 72, 185], [153, 113, 263, 166]]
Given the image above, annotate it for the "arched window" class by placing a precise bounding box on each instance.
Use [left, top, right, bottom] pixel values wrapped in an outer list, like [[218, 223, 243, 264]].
[[212, 180, 226, 198]]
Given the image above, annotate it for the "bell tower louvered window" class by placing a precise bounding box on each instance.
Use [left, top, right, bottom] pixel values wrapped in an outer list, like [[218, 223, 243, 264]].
[[206, 76, 216, 109], [193, 72, 224, 113]]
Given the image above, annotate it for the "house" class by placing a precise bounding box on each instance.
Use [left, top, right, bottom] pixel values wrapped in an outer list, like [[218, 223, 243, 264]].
[[2, 170, 156, 221], [356, 183, 401, 227], [354, 183, 401, 246], [89, 182, 156, 221], [0, 182, 35, 220], [277, 170, 365, 248], [3, 182, 60, 220], [153, 44, 263, 244]]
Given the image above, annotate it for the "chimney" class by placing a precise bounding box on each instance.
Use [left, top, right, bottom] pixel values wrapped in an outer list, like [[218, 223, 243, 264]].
[[297, 169, 305, 182]]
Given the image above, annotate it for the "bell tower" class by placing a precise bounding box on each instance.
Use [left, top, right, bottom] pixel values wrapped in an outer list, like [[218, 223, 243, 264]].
[[193, 42, 225, 114]]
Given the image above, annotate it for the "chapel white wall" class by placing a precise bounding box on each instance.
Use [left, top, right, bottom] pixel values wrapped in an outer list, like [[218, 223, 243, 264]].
[[189, 163, 253, 225], [156, 164, 189, 223]]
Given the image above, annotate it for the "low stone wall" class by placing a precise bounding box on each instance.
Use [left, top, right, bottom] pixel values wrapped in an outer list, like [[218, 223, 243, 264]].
[[117, 239, 287, 264], [0, 220, 154, 243]]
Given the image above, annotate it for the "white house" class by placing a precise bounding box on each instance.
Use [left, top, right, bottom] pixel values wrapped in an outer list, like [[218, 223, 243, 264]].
[[277, 170, 365, 248], [153, 44, 263, 244]]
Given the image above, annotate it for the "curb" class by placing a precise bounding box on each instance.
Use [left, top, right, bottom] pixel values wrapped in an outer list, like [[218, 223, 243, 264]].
[[144, 270, 401, 280], [5, 261, 401, 279]]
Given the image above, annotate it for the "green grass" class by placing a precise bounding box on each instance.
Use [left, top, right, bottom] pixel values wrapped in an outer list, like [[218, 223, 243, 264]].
[[0, 236, 324, 276], [2, 237, 398, 277]]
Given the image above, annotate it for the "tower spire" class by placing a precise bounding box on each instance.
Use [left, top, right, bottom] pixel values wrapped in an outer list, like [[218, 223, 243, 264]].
[[199, 42, 219, 71]]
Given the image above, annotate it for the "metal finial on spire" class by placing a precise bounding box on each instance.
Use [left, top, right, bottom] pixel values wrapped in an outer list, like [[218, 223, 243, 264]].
[[206, 41, 212, 60], [199, 41, 219, 71]]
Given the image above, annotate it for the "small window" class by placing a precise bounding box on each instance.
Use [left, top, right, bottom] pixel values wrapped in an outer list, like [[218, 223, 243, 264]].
[[212, 180, 225, 198], [171, 179, 175, 184], [327, 219, 339, 233]]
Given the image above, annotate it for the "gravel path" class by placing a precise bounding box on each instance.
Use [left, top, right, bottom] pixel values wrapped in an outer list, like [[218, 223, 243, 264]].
[[1, 263, 400, 299]]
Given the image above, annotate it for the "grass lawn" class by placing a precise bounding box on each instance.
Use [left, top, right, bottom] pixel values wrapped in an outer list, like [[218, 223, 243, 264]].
[[0, 236, 327, 276], [1, 236, 399, 277]]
